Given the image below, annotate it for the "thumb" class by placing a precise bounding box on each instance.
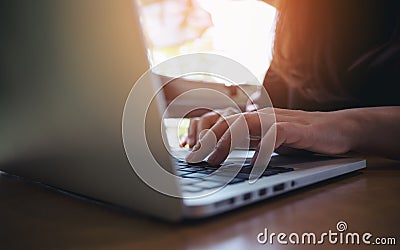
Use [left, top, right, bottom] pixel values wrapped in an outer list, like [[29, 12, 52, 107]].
[[275, 122, 307, 150]]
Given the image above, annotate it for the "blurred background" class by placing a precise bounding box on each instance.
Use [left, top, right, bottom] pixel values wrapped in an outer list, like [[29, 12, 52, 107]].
[[136, 0, 276, 84]]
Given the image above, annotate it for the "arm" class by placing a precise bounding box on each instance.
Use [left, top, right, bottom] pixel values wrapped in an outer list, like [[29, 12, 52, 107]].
[[329, 107, 400, 160], [273, 107, 400, 160], [186, 106, 400, 165]]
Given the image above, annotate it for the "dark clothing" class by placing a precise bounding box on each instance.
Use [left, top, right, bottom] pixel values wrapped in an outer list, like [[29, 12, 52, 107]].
[[264, 42, 400, 111], [264, 2, 400, 111]]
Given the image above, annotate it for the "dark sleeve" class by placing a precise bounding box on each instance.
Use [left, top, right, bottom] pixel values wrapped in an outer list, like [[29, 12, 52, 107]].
[[264, 39, 400, 110], [262, 68, 337, 111], [262, 67, 290, 109], [346, 37, 400, 107]]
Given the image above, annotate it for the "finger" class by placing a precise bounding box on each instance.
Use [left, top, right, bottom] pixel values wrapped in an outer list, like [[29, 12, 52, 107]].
[[196, 112, 219, 142], [275, 122, 311, 150], [250, 124, 276, 177], [221, 107, 239, 116], [245, 110, 276, 139], [206, 130, 232, 166], [186, 114, 240, 163], [202, 114, 240, 144], [196, 108, 238, 141], [185, 128, 217, 163], [187, 118, 199, 148], [179, 134, 188, 147], [249, 114, 279, 166], [234, 111, 274, 149], [207, 114, 249, 166], [251, 121, 310, 161]]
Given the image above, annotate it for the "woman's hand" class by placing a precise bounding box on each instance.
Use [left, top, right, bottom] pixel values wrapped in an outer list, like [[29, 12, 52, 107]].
[[273, 107, 400, 161], [185, 107, 400, 165], [185, 108, 361, 166], [272, 108, 356, 155], [185, 108, 276, 166], [180, 107, 240, 148]]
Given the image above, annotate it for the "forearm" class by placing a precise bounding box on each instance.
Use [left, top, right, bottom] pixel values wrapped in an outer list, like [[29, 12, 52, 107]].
[[340, 106, 400, 160]]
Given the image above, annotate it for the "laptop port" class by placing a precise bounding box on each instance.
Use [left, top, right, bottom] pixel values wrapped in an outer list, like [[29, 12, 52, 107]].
[[215, 198, 235, 208], [243, 193, 252, 201], [258, 188, 267, 196], [273, 183, 285, 192]]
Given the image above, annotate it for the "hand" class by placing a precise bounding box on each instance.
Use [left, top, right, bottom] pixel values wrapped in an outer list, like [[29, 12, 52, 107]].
[[264, 108, 355, 160], [186, 108, 276, 166], [274, 107, 400, 160], [180, 107, 240, 148], [186, 108, 358, 166]]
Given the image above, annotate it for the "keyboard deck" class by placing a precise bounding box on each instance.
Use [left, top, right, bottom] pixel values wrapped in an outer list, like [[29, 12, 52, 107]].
[[175, 160, 294, 193]]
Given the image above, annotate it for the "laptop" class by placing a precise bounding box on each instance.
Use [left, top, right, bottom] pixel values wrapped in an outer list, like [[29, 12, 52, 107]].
[[0, 0, 365, 221]]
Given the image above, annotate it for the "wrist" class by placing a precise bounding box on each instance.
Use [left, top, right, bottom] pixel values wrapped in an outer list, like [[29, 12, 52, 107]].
[[336, 109, 364, 153]]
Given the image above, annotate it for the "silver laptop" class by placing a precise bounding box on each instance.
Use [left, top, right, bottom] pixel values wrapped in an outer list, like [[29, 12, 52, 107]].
[[0, 0, 365, 221]]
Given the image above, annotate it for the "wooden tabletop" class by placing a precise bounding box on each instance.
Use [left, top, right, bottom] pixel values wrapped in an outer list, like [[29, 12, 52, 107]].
[[1, 157, 399, 250]]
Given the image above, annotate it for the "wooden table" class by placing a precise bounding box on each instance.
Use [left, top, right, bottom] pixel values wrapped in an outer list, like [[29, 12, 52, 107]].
[[1, 157, 399, 250]]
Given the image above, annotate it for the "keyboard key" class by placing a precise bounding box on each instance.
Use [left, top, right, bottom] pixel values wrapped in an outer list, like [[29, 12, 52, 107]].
[[195, 169, 215, 174], [184, 166, 206, 171], [203, 175, 240, 183], [177, 167, 198, 172], [180, 178, 202, 185], [176, 170, 191, 176], [229, 178, 245, 184]]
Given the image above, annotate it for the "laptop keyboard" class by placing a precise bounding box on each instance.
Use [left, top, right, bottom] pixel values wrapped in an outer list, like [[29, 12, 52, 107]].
[[175, 160, 294, 193]]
